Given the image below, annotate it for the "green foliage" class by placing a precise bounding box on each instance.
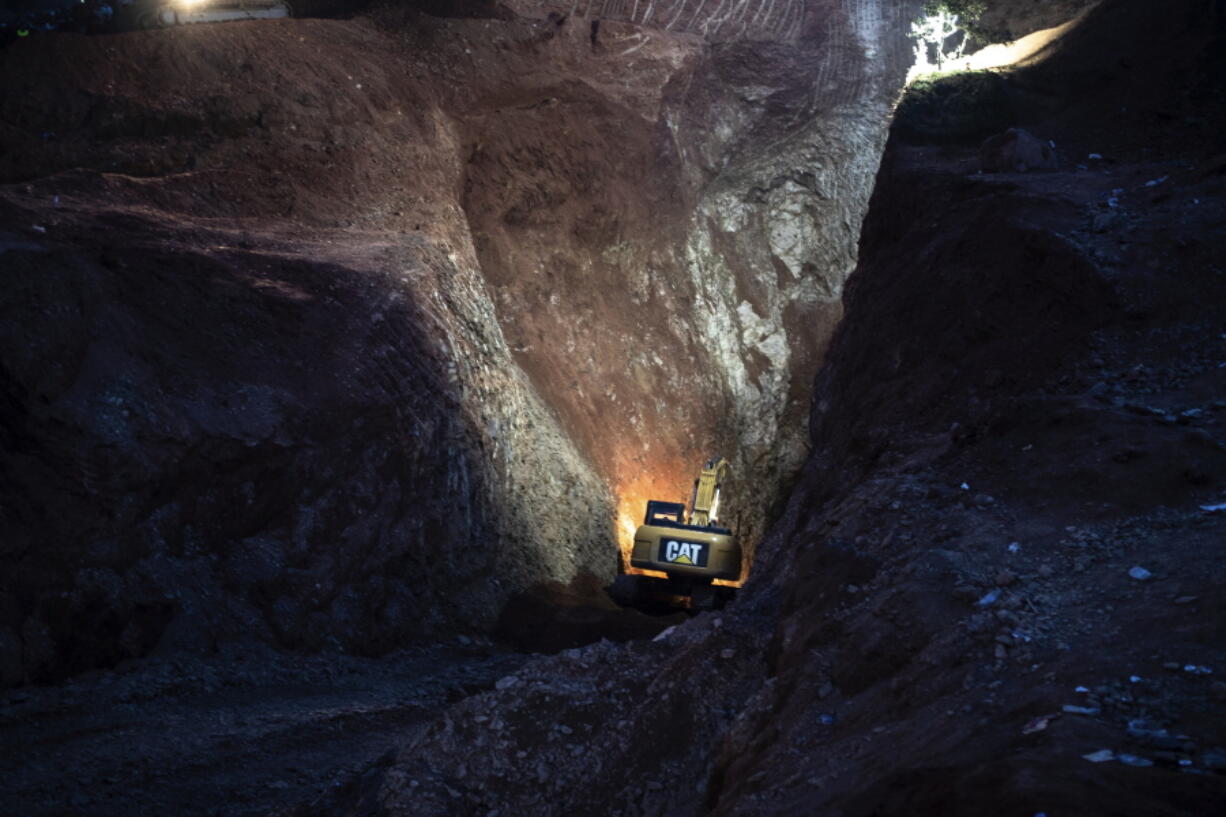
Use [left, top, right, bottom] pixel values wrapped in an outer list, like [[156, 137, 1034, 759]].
[[923, 0, 987, 22], [920, 0, 1001, 43]]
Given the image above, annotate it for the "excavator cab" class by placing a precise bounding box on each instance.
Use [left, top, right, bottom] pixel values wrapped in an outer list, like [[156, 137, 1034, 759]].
[[643, 501, 686, 526]]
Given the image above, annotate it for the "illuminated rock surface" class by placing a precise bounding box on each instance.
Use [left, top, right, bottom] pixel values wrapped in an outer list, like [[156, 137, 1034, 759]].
[[0, 0, 918, 682], [1, 1, 1224, 816]]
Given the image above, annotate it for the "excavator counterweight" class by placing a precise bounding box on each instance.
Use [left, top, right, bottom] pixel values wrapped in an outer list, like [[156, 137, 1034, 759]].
[[622, 458, 742, 609]]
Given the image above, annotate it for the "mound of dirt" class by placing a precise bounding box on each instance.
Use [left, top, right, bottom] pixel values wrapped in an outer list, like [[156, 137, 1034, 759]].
[[494, 572, 684, 653], [1007, 0, 1226, 160], [716, 136, 1226, 816]]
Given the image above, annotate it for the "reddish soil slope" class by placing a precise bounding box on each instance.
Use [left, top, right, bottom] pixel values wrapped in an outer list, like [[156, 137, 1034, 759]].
[[0, 1, 921, 685], [290, 3, 1226, 815]]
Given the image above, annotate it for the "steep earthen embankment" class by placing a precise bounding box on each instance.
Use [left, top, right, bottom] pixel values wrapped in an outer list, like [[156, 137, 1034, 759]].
[[0, 0, 920, 685], [295, 2, 1226, 815]]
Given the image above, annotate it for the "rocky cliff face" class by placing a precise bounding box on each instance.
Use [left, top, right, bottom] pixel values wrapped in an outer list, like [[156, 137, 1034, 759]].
[[0, 0, 919, 685], [451, 0, 922, 557], [292, 4, 1226, 814]]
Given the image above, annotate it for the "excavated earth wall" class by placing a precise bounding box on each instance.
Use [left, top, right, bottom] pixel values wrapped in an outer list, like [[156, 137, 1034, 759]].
[[294, 4, 1226, 814], [0, 0, 919, 685]]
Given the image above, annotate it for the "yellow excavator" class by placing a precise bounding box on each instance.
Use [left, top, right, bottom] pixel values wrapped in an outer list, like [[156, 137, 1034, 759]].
[[624, 457, 742, 610]]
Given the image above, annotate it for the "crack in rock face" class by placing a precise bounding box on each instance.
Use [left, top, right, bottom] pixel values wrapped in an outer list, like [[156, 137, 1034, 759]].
[[0, 0, 920, 685]]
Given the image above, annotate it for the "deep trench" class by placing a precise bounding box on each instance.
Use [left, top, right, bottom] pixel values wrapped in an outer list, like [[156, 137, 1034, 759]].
[[2, 1, 1226, 816]]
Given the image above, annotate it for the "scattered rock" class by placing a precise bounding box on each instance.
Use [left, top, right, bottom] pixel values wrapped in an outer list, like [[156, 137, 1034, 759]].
[[1117, 753, 1154, 767], [1022, 713, 1059, 734], [979, 128, 1058, 173], [1091, 210, 1125, 232]]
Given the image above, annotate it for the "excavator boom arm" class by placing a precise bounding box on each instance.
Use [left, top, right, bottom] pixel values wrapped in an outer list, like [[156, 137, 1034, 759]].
[[688, 457, 729, 528]]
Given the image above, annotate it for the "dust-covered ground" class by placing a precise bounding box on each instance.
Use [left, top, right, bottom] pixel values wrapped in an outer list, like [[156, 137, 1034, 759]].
[[0, 640, 528, 816]]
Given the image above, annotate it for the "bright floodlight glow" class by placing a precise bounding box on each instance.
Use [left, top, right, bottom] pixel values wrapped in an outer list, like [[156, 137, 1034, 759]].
[[908, 15, 1080, 83], [907, 9, 964, 81], [616, 477, 746, 588]]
